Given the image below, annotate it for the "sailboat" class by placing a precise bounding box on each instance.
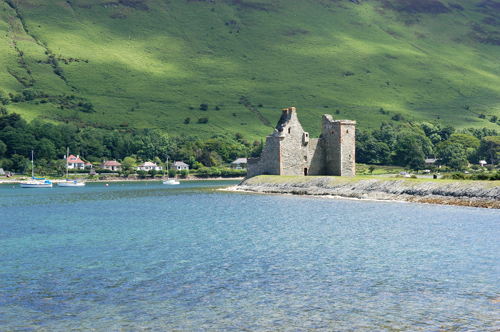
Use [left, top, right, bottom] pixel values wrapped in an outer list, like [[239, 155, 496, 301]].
[[20, 151, 53, 188], [163, 157, 180, 185], [58, 148, 85, 187]]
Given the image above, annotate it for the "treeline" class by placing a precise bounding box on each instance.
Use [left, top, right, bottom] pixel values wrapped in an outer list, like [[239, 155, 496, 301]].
[[4, 110, 499, 175], [0, 112, 263, 172], [356, 121, 500, 170]]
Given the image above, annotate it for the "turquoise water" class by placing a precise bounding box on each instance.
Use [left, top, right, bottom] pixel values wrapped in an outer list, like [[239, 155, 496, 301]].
[[1, 180, 500, 331]]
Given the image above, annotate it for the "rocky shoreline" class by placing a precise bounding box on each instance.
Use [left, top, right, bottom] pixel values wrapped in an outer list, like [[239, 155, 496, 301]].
[[234, 175, 500, 209]]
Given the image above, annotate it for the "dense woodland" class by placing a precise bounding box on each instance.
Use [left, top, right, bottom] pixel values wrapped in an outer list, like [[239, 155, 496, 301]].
[[0, 111, 263, 175], [356, 121, 500, 171], [2, 111, 500, 177]]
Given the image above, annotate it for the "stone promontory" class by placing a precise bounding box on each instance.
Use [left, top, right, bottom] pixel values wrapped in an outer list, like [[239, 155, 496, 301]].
[[235, 176, 500, 209]]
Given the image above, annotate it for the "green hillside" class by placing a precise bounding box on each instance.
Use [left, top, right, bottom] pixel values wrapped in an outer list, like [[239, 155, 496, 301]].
[[3, 0, 500, 139]]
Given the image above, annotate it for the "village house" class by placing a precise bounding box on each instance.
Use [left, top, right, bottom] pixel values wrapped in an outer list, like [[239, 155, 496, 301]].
[[247, 107, 356, 177], [425, 157, 437, 166], [66, 155, 85, 169], [99, 160, 122, 171], [231, 158, 247, 169], [173, 161, 189, 171], [136, 161, 162, 171]]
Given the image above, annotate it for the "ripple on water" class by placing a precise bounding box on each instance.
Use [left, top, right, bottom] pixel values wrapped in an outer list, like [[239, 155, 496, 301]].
[[1, 181, 500, 330]]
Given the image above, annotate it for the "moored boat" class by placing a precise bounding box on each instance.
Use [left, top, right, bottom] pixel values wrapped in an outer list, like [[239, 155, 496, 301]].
[[163, 157, 180, 185], [58, 148, 86, 187], [20, 151, 53, 188]]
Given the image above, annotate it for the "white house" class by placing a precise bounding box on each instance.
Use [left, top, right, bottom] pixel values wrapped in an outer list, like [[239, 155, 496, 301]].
[[99, 160, 122, 171], [136, 161, 162, 171], [231, 158, 247, 169], [66, 155, 85, 169], [173, 161, 189, 171], [425, 157, 437, 166]]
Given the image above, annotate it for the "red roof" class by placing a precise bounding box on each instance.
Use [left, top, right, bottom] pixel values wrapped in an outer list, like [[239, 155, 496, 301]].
[[67, 155, 84, 163], [101, 160, 121, 166]]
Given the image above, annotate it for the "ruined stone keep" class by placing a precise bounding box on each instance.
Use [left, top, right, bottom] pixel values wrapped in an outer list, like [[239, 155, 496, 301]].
[[247, 107, 356, 177]]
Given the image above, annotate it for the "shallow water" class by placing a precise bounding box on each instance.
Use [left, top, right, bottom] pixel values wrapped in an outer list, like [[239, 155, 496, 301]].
[[1, 180, 500, 331]]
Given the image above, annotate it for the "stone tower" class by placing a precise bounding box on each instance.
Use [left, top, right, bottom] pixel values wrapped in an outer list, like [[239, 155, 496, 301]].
[[321, 115, 356, 177]]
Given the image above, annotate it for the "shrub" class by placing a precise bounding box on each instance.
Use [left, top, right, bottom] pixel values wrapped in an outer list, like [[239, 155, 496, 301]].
[[168, 169, 177, 178], [81, 101, 94, 112], [489, 172, 500, 181], [392, 113, 404, 121], [198, 117, 209, 124], [200, 103, 208, 111], [184, 117, 190, 124], [209, 167, 221, 177], [196, 167, 210, 178], [22, 89, 37, 101], [450, 172, 467, 180]]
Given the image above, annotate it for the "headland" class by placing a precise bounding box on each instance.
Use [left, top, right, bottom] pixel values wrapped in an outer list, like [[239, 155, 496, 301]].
[[233, 175, 500, 209]]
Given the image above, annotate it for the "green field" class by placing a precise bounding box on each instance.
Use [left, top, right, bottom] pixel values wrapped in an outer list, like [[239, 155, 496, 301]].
[[3, 0, 500, 140]]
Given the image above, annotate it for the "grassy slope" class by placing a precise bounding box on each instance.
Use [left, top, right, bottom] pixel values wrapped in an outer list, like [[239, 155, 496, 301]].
[[3, 0, 500, 140]]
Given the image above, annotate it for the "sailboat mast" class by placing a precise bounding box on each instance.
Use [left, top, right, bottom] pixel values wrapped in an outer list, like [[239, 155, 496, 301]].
[[31, 150, 34, 178], [66, 147, 69, 180]]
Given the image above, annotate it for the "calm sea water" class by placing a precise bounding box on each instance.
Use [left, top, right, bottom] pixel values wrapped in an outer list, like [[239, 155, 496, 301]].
[[1, 180, 500, 331]]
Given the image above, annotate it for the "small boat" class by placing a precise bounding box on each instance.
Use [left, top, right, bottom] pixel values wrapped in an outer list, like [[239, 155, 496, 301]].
[[163, 178, 180, 185], [20, 151, 53, 188], [163, 157, 180, 185], [58, 148, 86, 187], [58, 180, 86, 187]]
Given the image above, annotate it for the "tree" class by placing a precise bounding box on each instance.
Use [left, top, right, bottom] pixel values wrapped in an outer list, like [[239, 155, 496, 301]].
[[437, 143, 468, 170], [22, 89, 37, 101], [0, 139, 6, 157], [11, 154, 28, 172], [394, 133, 431, 168], [168, 168, 177, 178], [121, 156, 136, 171], [368, 165, 376, 174], [36, 138, 56, 160], [479, 136, 500, 165]]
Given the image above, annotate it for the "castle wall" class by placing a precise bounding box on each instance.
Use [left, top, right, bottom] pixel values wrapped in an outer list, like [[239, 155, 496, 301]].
[[247, 134, 281, 177], [279, 109, 309, 176], [307, 138, 326, 175]]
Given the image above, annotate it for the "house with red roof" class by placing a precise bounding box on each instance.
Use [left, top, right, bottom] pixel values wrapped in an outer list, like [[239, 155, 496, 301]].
[[99, 160, 122, 171], [66, 155, 85, 169]]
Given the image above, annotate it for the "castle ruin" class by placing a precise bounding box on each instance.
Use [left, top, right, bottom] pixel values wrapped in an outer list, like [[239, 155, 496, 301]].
[[247, 107, 356, 177]]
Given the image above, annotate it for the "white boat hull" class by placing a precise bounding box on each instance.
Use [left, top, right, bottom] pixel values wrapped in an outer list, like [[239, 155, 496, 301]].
[[163, 179, 180, 185], [58, 181, 85, 187], [20, 182, 53, 188]]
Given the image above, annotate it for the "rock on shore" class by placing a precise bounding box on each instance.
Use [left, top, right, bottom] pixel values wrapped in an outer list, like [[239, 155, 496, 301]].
[[236, 176, 500, 209]]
